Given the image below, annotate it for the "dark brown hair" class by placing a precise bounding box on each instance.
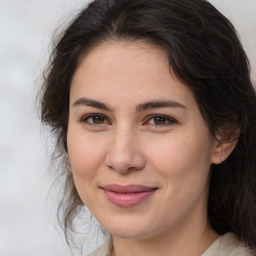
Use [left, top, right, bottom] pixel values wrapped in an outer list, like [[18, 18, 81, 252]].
[[40, 0, 256, 252]]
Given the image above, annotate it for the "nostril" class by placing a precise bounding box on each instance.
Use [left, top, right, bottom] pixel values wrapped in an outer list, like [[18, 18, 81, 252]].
[[104, 132, 146, 173], [105, 150, 146, 173]]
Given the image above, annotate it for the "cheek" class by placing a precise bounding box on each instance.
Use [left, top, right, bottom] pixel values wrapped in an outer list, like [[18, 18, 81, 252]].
[[145, 131, 213, 202], [67, 127, 105, 180], [67, 128, 107, 207], [147, 134, 211, 172], [147, 134, 212, 221]]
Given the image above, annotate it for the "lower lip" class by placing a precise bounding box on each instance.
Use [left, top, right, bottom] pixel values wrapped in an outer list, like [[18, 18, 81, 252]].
[[103, 189, 156, 207]]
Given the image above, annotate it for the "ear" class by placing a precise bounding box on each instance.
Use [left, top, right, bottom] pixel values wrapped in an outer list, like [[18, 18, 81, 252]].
[[211, 128, 240, 164]]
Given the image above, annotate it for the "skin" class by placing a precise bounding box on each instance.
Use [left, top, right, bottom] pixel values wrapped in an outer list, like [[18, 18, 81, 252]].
[[67, 40, 232, 256]]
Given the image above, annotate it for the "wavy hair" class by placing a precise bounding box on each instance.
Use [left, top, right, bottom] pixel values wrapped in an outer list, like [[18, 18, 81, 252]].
[[40, 0, 256, 252]]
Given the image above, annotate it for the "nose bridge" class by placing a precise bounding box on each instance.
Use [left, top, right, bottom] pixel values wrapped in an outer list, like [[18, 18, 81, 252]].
[[105, 123, 145, 173]]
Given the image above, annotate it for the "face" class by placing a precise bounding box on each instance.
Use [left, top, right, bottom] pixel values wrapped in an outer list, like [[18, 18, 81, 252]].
[[67, 41, 218, 240]]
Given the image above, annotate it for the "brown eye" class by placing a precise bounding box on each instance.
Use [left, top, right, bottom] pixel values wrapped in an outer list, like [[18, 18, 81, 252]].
[[153, 117, 166, 125], [92, 115, 105, 124], [81, 114, 109, 125], [146, 115, 177, 127]]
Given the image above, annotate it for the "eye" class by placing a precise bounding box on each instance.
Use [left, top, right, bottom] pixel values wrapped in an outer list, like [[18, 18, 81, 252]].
[[80, 114, 110, 125], [145, 115, 177, 126]]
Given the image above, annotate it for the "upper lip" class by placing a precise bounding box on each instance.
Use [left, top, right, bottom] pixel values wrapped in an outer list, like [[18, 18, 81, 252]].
[[101, 184, 158, 193]]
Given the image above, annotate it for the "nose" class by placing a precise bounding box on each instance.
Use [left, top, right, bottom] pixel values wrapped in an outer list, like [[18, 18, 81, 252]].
[[105, 127, 146, 174]]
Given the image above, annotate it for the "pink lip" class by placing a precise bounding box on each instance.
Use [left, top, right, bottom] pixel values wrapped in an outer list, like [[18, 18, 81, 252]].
[[101, 184, 158, 207]]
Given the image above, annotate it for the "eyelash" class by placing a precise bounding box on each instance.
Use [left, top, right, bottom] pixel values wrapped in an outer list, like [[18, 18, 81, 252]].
[[80, 113, 110, 126], [80, 114, 177, 127], [145, 114, 177, 127]]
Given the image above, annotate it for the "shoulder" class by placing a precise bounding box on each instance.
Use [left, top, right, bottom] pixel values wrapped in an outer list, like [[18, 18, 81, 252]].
[[88, 234, 254, 256], [203, 232, 254, 256], [87, 239, 113, 256]]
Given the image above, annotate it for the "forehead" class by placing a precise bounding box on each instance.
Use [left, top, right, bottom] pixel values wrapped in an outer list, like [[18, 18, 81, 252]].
[[70, 40, 197, 109], [75, 40, 170, 80]]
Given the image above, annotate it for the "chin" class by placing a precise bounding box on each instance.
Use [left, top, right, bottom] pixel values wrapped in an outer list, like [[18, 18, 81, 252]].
[[100, 215, 159, 240]]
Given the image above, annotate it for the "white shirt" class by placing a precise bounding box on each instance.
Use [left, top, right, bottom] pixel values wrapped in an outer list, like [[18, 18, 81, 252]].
[[88, 233, 253, 256]]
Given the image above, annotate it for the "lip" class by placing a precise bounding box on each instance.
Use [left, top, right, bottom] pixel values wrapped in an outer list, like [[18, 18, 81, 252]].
[[101, 184, 158, 207]]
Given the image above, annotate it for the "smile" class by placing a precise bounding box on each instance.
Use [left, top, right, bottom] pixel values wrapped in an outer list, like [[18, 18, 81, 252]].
[[101, 184, 158, 207]]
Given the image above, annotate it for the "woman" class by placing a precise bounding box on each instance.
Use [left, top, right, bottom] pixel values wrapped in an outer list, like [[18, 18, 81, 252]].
[[40, 0, 256, 255]]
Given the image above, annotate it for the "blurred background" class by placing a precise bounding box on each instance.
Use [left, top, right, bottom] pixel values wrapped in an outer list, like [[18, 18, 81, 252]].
[[0, 0, 255, 255]]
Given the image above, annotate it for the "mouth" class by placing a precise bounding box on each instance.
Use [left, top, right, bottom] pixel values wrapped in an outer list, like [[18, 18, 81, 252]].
[[100, 184, 158, 207]]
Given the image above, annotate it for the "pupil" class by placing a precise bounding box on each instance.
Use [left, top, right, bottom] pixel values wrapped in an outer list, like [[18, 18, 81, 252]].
[[154, 117, 165, 125], [93, 116, 104, 124]]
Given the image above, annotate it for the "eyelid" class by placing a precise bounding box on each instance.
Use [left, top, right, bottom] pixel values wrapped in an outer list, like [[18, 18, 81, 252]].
[[143, 114, 177, 126], [79, 113, 177, 127], [80, 113, 111, 125]]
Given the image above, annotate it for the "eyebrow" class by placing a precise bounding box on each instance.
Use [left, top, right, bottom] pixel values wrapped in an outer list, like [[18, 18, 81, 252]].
[[136, 100, 187, 112], [72, 98, 186, 112], [72, 98, 113, 111]]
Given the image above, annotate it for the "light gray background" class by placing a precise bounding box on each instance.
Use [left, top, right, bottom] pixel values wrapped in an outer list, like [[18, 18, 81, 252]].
[[0, 0, 255, 255]]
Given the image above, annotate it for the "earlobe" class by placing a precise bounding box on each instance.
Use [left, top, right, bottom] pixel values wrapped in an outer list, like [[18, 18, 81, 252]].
[[211, 142, 226, 164], [211, 131, 239, 164]]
